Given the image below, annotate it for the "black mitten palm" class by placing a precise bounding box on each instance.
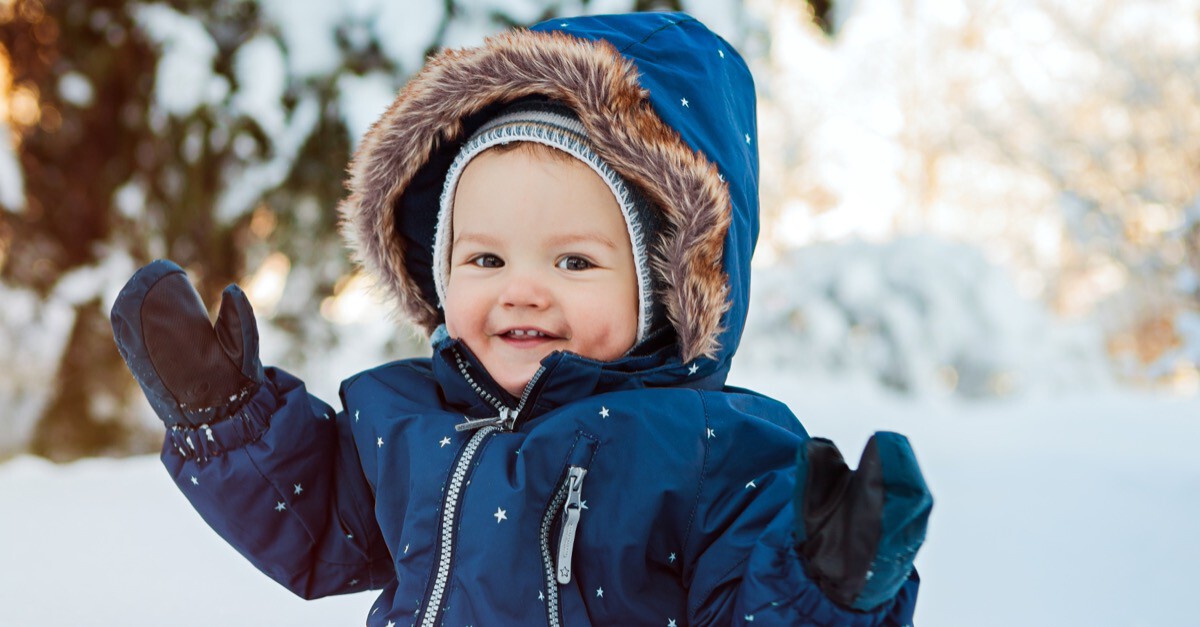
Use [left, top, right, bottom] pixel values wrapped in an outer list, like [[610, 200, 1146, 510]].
[[110, 259, 264, 428], [793, 432, 932, 612]]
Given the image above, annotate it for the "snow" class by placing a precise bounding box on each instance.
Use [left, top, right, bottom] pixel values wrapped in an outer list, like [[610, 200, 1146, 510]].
[[744, 237, 1108, 397], [215, 94, 319, 223], [258, 0, 344, 79], [336, 72, 397, 148], [56, 72, 95, 108], [134, 4, 226, 117], [0, 122, 24, 211], [1, 376, 1196, 626], [232, 35, 288, 140], [361, 1, 444, 74]]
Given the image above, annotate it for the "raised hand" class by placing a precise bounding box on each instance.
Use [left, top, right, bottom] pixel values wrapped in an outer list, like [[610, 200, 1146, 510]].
[[110, 259, 264, 428], [793, 432, 932, 611]]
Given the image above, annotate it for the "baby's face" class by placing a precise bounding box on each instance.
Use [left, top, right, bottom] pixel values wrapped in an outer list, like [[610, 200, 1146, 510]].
[[444, 145, 639, 397]]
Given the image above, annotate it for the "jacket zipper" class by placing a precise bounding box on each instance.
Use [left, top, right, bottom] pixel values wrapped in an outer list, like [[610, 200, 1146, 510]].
[[418, 348, 546, 626], [452, 348, 546, 432], [539, 465, 588, 627], [418, 424, 496, 627]]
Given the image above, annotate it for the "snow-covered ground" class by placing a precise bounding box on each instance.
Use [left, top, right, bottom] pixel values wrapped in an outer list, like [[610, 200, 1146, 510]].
[[1, 373, 1196, 627]]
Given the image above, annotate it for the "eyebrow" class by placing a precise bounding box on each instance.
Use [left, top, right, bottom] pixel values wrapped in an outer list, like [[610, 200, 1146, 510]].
[[453, 233, 502, 248], [453, 232, 618, 249], [545, 233, 618, 249]]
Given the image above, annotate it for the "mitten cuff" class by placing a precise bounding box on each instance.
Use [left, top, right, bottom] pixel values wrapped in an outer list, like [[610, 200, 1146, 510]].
[[164, 378, 276, 463]]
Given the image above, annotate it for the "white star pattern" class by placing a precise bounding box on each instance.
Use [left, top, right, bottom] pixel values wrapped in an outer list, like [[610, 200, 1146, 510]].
[[745, 133, 752, 144], [404, 543, 410, 554], [439, 436, 451, 448], [681, 98, 689, 108], [599, 406, 610, 418], [349, 579, 359, 586], [386, 622, 395, 627], [745, 615, 755, 622], [294, 483, 303, 495], [707, 428, 716, 439], [596, 587, 604, 598], [204, 426, 215, 442], [687, 363, 699, 375], [189, 476, 198, 485], [538, 590, 545, 602], [560, 22, 568, 27], [494, 507, 507, 523], [718, 173, 725, 182], [355, 410, 360, 422], [580, 500, 588, 510], [346, 533, 354, 539], [668, 620, 678, 627], [746, 480, 757, 489], [719, 49, 725, 58], [275, 501, 286, 512], [668, 552, 677, 563], [377, 437, 384, 448]]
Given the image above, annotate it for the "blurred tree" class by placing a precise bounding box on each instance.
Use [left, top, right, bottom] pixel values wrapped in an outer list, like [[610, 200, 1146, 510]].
[[1, 0, 751, 460], [2, 0, 170, 459]]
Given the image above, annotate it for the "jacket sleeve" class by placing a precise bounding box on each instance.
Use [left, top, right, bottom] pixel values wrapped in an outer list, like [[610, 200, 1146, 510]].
[[160, 366, 394, 599], [683, 391, 919, 627]]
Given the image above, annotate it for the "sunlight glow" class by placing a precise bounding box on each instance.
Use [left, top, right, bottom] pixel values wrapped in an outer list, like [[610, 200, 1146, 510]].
[[320, 272, 380, 325], [244, 252, 290, 317]]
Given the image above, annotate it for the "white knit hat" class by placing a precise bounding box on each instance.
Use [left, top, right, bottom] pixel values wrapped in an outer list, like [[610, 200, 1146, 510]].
[[433, 100, 657, 344]]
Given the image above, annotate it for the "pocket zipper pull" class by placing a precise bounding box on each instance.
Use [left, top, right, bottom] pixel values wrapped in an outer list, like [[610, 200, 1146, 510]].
[[556, 466, 588, 584]]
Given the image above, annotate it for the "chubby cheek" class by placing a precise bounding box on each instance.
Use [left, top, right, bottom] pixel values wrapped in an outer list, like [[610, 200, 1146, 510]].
[[442, 283, 481, 342], [573, 307, 637, 360]]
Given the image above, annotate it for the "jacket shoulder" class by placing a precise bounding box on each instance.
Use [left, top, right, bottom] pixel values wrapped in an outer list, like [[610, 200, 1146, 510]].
[[707, 385, 809, 440], [340, 357, 438, 403]]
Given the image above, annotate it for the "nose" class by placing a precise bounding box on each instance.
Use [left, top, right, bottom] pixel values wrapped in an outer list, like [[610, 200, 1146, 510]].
[[498, 270, 551, 309]]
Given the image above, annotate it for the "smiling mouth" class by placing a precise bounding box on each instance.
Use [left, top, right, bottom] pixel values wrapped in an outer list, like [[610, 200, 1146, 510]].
[[498, 328, 562, 343]]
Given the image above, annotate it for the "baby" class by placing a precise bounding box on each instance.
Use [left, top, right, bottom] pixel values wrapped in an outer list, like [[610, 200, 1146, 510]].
[[112, 12, 930, 626]]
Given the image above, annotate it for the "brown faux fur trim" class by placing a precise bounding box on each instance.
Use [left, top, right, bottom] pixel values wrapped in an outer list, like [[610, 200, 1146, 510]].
[[338, 28, 731, 363]]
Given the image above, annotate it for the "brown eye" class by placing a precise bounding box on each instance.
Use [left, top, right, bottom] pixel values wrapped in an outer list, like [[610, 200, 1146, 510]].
[[556, 256, 594, 271], [470, 254, 503, 268]]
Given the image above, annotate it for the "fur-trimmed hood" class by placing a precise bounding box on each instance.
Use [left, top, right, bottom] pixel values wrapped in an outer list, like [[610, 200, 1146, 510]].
[[339, 12, 759, 384]]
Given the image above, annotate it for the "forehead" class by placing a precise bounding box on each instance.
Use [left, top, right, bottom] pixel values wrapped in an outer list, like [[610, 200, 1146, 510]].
[[450, 145, 629, 242]]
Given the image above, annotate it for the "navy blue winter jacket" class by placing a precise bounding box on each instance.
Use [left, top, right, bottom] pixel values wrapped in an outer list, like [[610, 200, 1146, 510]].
[[161, 13, 919, 626]]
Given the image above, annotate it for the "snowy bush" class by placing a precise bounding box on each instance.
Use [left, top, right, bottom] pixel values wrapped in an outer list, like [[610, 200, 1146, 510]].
[[743, 236, 1109, 398]]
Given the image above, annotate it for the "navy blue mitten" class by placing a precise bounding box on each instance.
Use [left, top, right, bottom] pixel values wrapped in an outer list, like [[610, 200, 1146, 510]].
[[793, 432, 932, 611], [110, 259, 264, 428]]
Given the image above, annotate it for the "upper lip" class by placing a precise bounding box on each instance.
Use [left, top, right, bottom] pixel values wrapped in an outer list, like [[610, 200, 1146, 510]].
[[495, 326, 562, 339]]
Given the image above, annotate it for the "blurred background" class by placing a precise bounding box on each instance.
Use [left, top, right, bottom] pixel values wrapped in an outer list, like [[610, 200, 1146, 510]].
[[1, 0, 1197, 460], [0, 1, 1198, 625]]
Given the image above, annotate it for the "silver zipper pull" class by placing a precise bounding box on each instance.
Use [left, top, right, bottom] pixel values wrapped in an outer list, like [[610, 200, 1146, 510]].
[[455, 407, 513, 432], [556, 466, 588, 584]]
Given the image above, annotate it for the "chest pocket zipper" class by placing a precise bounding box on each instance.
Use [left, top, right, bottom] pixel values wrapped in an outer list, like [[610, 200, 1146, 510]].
[[541, 433, 600, 627], [555, 466, 587, 584]]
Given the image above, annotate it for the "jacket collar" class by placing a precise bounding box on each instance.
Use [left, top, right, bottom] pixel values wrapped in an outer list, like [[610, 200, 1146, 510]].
[[429, 328, 727, 424]]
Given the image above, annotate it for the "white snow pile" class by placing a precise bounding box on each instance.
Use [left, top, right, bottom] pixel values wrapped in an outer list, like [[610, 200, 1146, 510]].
[[743, 236, 1109, 397]]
